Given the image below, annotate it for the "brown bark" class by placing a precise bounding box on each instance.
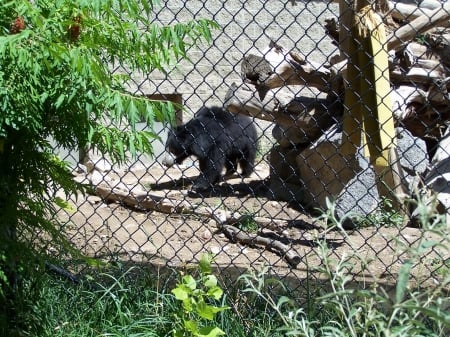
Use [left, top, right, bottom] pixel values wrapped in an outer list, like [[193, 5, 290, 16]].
[[242, 45, 332, 92], [220, 224, 301, 267], [224, 82, 342, 132], [387, 3, 450, 51]]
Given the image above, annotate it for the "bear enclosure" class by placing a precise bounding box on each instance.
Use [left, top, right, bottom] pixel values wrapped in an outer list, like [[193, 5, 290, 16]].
[[53, 0, 449, 293]]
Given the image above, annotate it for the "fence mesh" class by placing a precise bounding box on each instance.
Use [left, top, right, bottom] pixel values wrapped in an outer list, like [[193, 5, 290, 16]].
[[51, 0, 449, 293]]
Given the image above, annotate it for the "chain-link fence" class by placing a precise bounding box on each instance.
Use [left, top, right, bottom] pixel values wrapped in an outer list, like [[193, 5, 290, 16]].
[[53, 0, 449, 293]]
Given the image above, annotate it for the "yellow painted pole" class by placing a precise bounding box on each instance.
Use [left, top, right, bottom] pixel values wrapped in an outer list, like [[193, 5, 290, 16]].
[[340, 3, 409, 221]]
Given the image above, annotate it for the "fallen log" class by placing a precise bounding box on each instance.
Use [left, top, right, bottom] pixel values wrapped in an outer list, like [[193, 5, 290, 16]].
[[95, 180, 307, 268], [226, 78, 448, 137], [245, 45, 449, 95], [224, 82, 342, 134], [242, 44, 332, 92], [400, 103, 450, 140], [220, 224, 301, 268], [390, 66, 448, 86], [387, 2, 450, 51], [389, 1, 443, 22], [95, 182, 200, 215]]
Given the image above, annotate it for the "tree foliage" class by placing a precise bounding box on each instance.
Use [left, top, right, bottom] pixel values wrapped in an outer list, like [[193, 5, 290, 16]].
[[0, 0, 217, 306]]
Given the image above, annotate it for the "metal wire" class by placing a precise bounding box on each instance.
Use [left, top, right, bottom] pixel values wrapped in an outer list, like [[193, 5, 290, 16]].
[[53, 1, 450, 293]]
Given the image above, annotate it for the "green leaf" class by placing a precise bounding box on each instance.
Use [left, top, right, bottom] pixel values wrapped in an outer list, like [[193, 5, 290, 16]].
[[184, 320, 198, 334], [396, 260, 413, 304], [397, 305, 450, 329], [173, 329, 184, 337], [196, 301, 229, 320], [196, 301, 216, 320], [55, 94, 65, 109], [53, 196, 75, 212], [172, 287, 189, 301], [204, 275, 218, 288], [183, 275, 197, 290], [199, 253, 213, 274], [206, 286, 223, 301], [197, 326, 226, 337]]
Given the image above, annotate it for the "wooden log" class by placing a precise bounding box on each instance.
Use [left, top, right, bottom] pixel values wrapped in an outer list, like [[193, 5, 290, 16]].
[[224, 82, 342, 131], [391, 85, 427, 120], [242, 44, 332, 92], [95, 182, 197, 214], [387, 2, 450, 51], [226, 80, 449, 142], [220, 224, 301, 267], [400, 103, 450, 140], [245, 44, 448, 95], [427, 77, 450, 104], [388, 1, 442, 21], [224, 82, 281, 122], [95, 179, 305, 268], [390, 66, 448, 86]]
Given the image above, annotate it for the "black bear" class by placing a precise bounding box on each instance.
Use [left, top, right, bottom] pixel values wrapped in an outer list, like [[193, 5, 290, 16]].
[[163, 106, 258, 191]]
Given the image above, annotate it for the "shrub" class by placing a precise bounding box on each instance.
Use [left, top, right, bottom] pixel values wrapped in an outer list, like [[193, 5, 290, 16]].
[[0, 0, 217, 333]]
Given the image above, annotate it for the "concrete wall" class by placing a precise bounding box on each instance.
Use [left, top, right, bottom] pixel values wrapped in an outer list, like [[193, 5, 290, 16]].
[[57, 1, 339, 167], [128, 0, 339, 117]]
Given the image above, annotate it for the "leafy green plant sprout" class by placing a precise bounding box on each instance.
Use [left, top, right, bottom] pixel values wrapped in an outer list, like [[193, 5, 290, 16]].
[[356, 197, 406, 228], [171, 254, 230, 337], [235, 213, 259, 233]]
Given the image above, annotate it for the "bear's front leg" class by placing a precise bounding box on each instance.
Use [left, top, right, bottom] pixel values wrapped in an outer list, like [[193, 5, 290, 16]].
[[193, 153, 225, 191]]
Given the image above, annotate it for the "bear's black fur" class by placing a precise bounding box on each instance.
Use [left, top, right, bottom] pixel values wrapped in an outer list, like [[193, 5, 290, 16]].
[[163, 106, 258, 191]]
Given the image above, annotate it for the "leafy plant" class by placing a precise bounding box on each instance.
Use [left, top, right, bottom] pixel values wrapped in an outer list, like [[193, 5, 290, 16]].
[[356, 197, 406, 228], [0, 0, 217, 333], [235, 214, 259, 233], [171, 254, 230, 337], [240, 197, 450, 337]]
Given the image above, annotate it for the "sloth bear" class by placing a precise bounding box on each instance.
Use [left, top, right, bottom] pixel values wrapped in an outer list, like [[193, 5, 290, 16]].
[[163, 106, 258, 191]]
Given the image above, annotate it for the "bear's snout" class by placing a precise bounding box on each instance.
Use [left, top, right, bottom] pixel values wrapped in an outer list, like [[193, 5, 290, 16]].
[[162, 152, 176, 167]]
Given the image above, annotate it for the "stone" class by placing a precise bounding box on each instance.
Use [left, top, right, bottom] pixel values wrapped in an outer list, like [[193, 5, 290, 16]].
[[296, 124, 377, 217], [396, 127, 430, 192], [425, 127, 450, 222], [294, 125, 429, 221], [268, 145, 305, 203], [268, 177, 305, 204], [269, 145, 304, 184], [272, 124, 311, 147]]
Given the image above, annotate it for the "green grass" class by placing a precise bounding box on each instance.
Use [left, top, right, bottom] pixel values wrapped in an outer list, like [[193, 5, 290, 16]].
[[2, 195, 449, 337], [2, 246, 449, 337], [1, 264, 282, 337]]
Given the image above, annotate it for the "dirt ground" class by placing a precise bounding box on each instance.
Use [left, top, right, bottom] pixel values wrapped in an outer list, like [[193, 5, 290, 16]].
[[57, 160, 447, 289]]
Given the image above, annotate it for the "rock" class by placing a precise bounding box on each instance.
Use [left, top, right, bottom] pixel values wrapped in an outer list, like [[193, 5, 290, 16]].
[[268, 145, 305, 202], [200, 229, 212, 241], [294, 125, 428, 221], [396, 127, 430, 191], [296, 124, 377, 217], [269, 145, 304, 184], [269, 178, 305, 204], [90, 170, 104, 186], [272, 124, 311, 147], [431, 126, 450, 165], [425, 127, 450, 222]]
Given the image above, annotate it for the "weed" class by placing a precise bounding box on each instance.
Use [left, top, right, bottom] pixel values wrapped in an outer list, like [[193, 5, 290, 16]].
[[356, 197, 406, 228], [240, 197, 450, 337], [235, 214, 259, 233], [171, 254, 230, 337]]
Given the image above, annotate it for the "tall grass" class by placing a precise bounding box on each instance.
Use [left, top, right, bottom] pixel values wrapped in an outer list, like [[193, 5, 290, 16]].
[[239, 195, 450, 337], [3, 263, 269, 337], [2, 195, 449, 336]]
